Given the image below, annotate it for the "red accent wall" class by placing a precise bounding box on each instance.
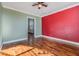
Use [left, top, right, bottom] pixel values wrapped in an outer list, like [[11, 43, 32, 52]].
[[42, 6, 79, 42]]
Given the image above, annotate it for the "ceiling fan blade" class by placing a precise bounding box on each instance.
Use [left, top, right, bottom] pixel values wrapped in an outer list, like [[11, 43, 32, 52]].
[[38, 2, 44, 4], [32, 3, 38, 6], [40, 2, 44, 3], [42, 4, 47, 7]]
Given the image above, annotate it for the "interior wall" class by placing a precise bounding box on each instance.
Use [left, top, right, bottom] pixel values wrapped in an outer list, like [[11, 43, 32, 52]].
[[35, 17, 42, 36], [2, 8, 42, 43], [42, 6, 79, 43], [2, 8, 27, 42], [0, 3, 3, 48]]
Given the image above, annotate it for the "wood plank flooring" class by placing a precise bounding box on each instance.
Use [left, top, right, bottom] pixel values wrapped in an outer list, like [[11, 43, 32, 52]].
[[0, 37, 79, 56]]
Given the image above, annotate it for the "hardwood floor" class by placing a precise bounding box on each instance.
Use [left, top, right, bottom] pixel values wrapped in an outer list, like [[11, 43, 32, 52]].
[[0, 37, 79, 56]]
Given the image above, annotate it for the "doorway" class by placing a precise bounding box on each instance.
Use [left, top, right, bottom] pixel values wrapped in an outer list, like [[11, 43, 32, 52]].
[[28, 17, 35, 45]]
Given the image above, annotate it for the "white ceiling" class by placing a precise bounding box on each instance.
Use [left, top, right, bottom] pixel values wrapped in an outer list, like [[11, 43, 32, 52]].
[[2, 2, 79, 17]]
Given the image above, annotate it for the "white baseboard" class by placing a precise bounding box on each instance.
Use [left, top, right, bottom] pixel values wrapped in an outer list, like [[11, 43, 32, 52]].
[[3, 38, 27, 44], [35, 35, 42, 38], [42, 35, 79, 47], [2, 35, 79, 47]]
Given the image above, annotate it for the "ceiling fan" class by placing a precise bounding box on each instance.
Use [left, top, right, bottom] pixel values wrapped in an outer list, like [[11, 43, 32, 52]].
[[32, 2, 48, 9]]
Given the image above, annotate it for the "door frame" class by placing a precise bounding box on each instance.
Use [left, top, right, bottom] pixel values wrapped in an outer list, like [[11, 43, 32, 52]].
[[27, 16, 36, 38]]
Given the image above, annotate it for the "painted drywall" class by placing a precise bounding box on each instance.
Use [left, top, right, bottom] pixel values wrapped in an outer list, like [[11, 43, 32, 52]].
[[2, 8, 28, 42], [2, 8, 42, 42], [42, 6, 79, 42], [0, 3, 3, 49], [35, 17, 42, 36]]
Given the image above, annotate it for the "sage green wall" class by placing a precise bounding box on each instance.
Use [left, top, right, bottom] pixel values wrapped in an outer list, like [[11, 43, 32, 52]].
[[35, 17, 42, 36], [0, 3, 2, 48], [2, 8, 42, 42]]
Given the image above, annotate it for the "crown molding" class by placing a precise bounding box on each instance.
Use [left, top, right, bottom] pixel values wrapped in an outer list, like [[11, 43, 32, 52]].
[[42, 3, 79, 17], [2, 5, 41, 17], [2, 3, 79, 17]]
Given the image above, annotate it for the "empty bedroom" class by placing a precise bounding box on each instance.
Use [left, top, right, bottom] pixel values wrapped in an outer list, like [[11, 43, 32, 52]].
[[0, 2, 79, 56]]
